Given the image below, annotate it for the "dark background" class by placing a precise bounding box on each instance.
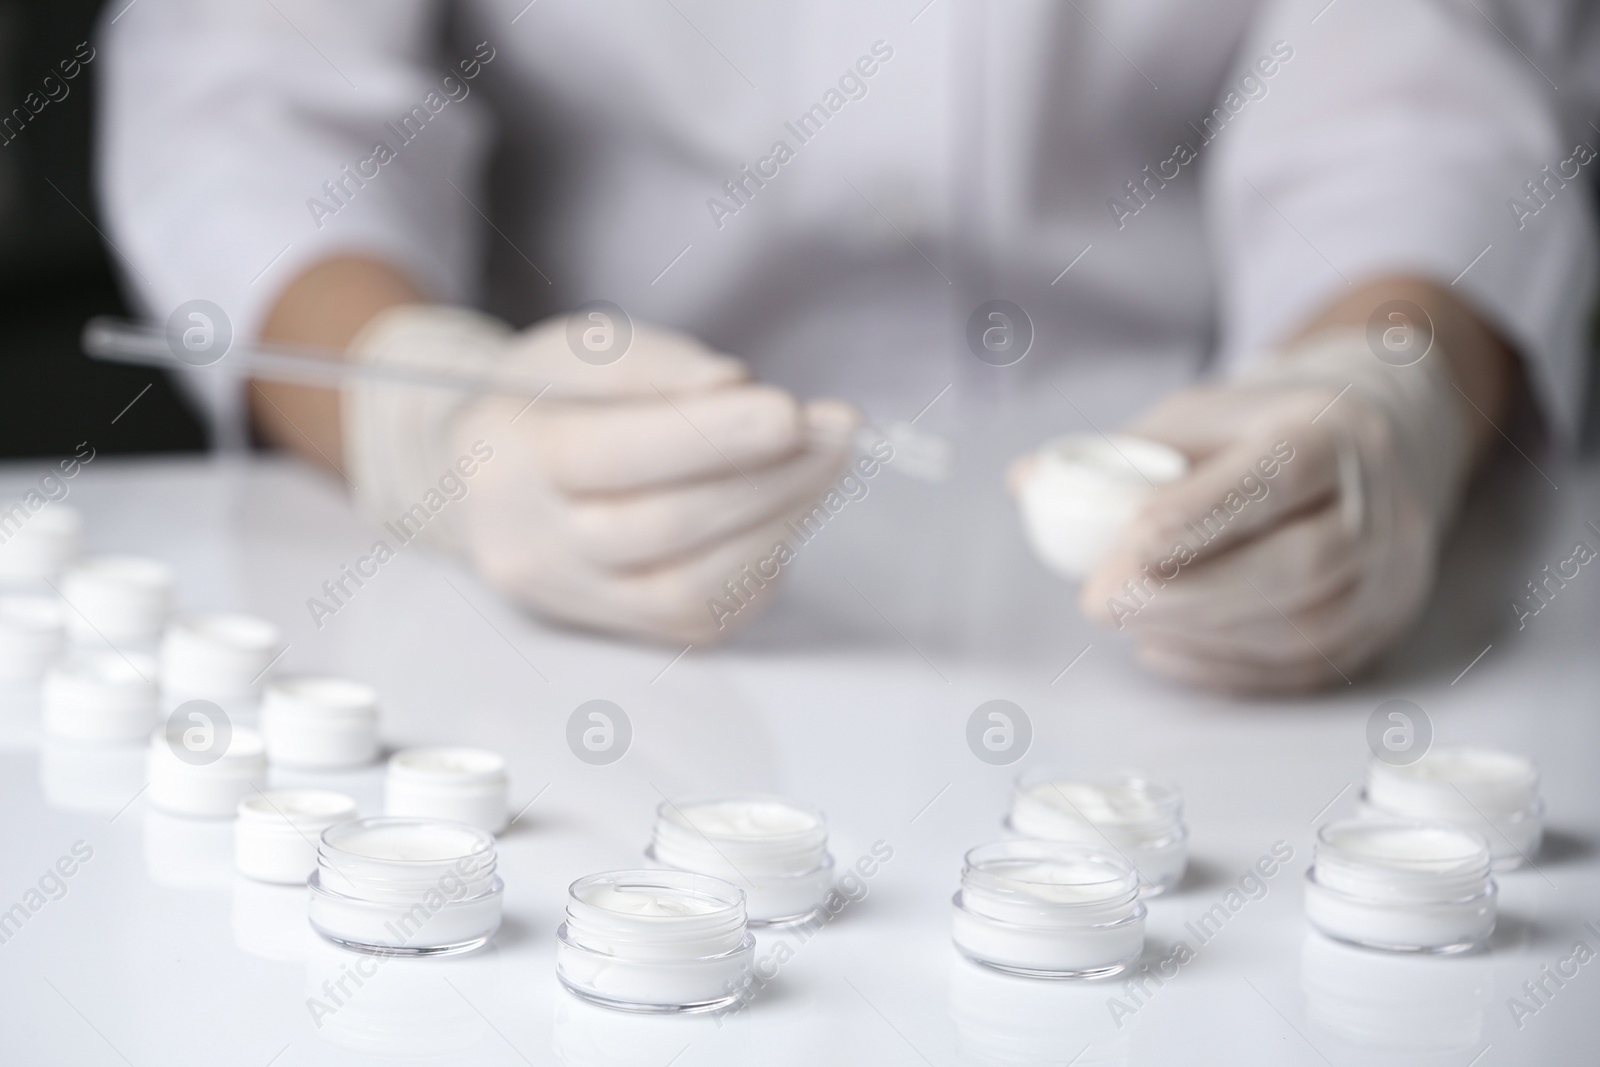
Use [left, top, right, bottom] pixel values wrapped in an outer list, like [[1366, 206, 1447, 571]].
[[0, 0, 206, 459]]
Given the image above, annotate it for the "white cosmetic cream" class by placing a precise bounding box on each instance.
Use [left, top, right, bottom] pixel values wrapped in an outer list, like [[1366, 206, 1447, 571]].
[[1304, 818, 1496, 954], [0, 594, 65, 682], [556, 870, 756, 1013], [951, 841, 1146, 980], [147, 724, 268, 818], [385, 747, 508, 834], [308, 817, 502, 955], [159, 613, 282, 708], [0, 504, 81, 586], [1015, 434, 1189, 580], [235, 789, 359, 884], [60, 555, 174, 646], [1361, 747, 1542, 870], [42, 650, 158, 744], [647, 796, 834, 927], [261, 676, 380, 769], [1006, 770, 1188, 894]]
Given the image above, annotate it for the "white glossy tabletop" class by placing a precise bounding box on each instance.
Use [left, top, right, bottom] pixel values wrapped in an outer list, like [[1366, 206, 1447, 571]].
[[0, 381, 1596, 1066]]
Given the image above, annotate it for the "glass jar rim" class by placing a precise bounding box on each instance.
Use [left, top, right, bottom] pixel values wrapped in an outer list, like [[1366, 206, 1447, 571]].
[[962, 840, 1141, 901], [321, 816, 495, 864], [1012, 769, 1182, 814], [1315, 817, 1491, 876], [568, 869, 748, 919]]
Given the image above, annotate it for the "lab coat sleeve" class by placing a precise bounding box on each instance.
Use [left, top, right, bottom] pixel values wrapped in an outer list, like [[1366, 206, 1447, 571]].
[[1207, 0, 1600, 442], [95, 0, 493, 442]]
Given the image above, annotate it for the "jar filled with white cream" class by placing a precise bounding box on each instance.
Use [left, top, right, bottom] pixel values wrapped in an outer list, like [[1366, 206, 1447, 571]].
[[235, 789, 358, 884], [60, 555, 174, 647], [42, 650, 158, 744], [385, 747, 507, 834], [647, 795, 833, 927], [0, 594, 65, 683], [1005, 770, 1188, 894], [147, 723, 268, 817], [1014, 434, 1189, 580], [952, 841, 1146, 980], [1304, 818, 1496, 954], [159, 613, 282, 713], [308, 816, 502, 955], [261, 676, 380, 769], [1360, 747, 1542, 870], [556, 870, 756, 1014]]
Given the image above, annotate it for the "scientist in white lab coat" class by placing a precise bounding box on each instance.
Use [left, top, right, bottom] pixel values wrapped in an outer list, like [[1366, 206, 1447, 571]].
[[98, 1, 1599, 692]]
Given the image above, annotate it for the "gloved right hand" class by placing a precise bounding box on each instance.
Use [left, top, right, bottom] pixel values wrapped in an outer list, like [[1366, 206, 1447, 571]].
[[344, 306, 857, 644]]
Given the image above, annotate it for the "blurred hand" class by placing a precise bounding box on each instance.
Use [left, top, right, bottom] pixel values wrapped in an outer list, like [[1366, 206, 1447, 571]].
[[450, 317, 857, 644], [1078, 331, 1471, 693]]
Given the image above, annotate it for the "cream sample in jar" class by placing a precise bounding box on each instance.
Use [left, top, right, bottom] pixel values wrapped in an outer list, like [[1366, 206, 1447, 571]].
[[42, 650, 158, 743], [1006, 771, 1188, 894], [1361, 747, 1542, 869], [556, 869, 755, 1013], [952, 841, 1146, 980], [385, 747, 507, 834], [261, 676, 379, 769], [308, 817, 502, 955], [60, 555, 174, 646], [1304, 818, 1496, 954], [648, 796, 833, 927], [235, 789, 358, 884], [1014, 434, 1188, 580]]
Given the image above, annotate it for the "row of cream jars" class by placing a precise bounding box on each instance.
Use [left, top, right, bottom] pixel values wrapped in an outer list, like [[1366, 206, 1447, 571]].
[[1360, 747, 1542, 869], [556, 869, 756, 1013], [1005, 770, 1188, 894], [952, 840, 1146, 979], [1014, 434, 1189, 580], [308, 816, 503, 954], [1305, 818, 1496, 954], [646, 796, 834, 926]]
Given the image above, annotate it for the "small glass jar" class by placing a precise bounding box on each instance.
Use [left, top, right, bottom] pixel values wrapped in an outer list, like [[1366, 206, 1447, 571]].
[[159, 613, 282, 709], [235, 789, 359, 884], [1304, 818, 1496, 954], [42, 650, 158, 744], [0, 594, 65, 683], [952, 840, 1146, 980], [1361, 747, 1542, 870], [147, 723, 268, 817], [1015, 434, 1189, 579], [1005, 769, 1188, 894], [261, 676, 380, 769], [0, 504, 81, 587], [308, 816, 502, 955], [385, 747, 508, 834], [556, 870, 756, 1014], [646, 795, 833, 927], [60, 555, 174, 647]]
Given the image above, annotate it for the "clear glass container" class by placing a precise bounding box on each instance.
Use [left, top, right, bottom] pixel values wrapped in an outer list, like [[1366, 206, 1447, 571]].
[[1361, 747, 1542, 870], [1005, 769, 1188, 894], [1304, 818, 1495, 954], [646, 795, 833, 927], [952, 840, 1146, 980], [308, 817, 502, 956], [556, 869, 756, 1014]]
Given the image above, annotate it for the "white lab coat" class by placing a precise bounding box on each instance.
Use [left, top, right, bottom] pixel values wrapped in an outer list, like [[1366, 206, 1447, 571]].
[[98, 0, 1600, 443]]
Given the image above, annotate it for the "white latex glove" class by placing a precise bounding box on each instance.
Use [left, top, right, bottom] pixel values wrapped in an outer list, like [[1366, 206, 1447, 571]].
[[344, 305, 858, 644], [1078, 330, 1472, 693]]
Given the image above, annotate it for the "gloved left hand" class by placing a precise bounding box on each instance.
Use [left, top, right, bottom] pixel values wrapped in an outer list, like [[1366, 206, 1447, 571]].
[[1078, 329, 1473, 693]]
